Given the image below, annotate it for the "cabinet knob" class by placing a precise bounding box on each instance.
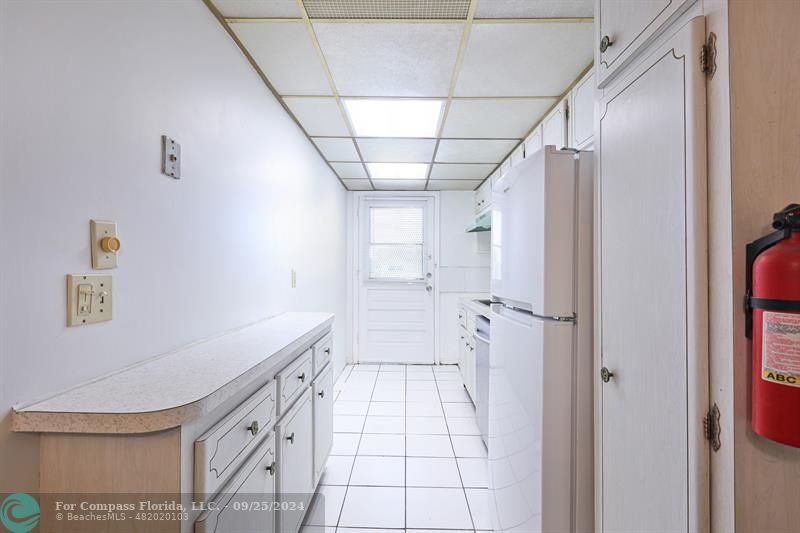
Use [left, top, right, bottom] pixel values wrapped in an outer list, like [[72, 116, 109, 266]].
[[265, 461, 277, 476], [318, 390, 325, 398], [286, 432, 295, 444], [600, 367, 614, 383], [246, 420, 260, 436], [298, 372, 306, 383], [600, 35, 613, 53], [324, 348, 331, 354]]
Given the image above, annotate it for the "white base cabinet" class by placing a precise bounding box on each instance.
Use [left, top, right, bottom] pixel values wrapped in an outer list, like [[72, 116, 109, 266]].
[[277, 390, 314, 533], [313, 364, 334, 485]]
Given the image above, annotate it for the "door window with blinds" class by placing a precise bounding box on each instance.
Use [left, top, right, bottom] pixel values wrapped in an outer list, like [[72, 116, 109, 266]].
[[368, 206, 425, 280]]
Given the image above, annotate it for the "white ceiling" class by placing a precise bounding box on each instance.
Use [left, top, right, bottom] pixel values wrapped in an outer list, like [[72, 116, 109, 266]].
[[212, 0, 593, 191]]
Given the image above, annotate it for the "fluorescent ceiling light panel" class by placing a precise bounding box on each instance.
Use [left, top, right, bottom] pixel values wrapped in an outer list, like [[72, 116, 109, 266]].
[[368, 163, 429, 180], [344, 99, 443, 137]]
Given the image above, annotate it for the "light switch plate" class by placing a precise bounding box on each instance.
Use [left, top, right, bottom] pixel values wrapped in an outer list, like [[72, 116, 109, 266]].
[[67, 274, 112, 326], [90, 220, 118, 269]]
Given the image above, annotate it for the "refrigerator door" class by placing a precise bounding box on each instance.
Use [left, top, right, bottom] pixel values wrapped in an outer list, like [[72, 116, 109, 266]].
[[491, 147, 577, 317], [488, 304, 575, 533]]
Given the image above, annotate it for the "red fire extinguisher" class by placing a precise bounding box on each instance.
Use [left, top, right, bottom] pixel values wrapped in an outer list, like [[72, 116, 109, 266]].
[[745, 204, 800, 448]]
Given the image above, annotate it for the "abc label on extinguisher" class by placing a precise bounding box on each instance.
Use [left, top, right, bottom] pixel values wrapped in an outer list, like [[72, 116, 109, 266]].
[[762, 311, 800, 387]]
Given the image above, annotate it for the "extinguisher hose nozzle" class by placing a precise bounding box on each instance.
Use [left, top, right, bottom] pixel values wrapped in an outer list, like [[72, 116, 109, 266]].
[[772, 203, 800, 231]]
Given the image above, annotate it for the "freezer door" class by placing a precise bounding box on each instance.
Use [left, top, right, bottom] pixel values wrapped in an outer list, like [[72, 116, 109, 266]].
[[491, 147, 577, 316], [488, 304, 576, 533]]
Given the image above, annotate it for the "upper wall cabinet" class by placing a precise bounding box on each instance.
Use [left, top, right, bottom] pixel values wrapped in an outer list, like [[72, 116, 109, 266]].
[[525, 125, 544, 157], [596, 0, 696, 87], [542, 99, 568, 150], [571, 69, 595, 150]]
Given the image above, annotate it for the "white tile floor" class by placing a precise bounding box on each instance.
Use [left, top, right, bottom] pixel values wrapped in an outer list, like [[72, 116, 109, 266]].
[[302, 364, 490, 533]]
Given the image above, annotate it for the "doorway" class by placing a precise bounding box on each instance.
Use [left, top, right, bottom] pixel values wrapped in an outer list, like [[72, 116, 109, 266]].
[[355, 195, 437, 364]]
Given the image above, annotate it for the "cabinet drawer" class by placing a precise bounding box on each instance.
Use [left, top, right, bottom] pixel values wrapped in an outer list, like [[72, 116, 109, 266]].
[[312, 332, 332, 377], [277, 350, 312, 416], [194, 380, 276, 500], [277, 389, 313, 533], [195, 433, 276, 533]]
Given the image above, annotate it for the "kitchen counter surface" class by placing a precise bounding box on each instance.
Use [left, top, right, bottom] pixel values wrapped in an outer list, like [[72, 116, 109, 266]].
[[12, 312, 334, 434], [459, 296, 493, 318]]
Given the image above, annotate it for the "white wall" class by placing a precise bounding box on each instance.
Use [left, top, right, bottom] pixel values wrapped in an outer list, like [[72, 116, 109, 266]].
[[0, 0, 348, 492], [438, 191, 490, 363]]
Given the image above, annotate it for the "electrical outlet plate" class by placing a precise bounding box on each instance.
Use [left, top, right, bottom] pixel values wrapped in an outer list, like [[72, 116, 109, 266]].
[[90, 220, 118, 269], [67, 274, 112, 326], [162, 135, 181, 179]]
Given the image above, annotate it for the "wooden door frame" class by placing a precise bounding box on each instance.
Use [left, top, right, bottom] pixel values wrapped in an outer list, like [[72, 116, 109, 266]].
[[350, 191, 441, 365]]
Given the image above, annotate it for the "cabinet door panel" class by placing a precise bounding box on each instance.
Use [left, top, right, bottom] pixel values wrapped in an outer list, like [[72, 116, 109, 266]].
[[597, 17, 707, 533], [572, 70, 595, 150], [542, 100, 568, 150], [277, 390, 313, 533], [525, 125, 543, 157], [313, 364, 334, 484], [597, 0, 695, 86], [195, 434, 276, 533]]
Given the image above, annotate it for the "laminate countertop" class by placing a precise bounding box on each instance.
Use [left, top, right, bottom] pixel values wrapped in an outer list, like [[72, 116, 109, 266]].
[[12, 312, 334, 435]]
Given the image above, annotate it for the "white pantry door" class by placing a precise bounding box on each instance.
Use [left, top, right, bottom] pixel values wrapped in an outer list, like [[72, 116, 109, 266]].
[[357, 197, 435, 364], [597, 16, 709, 533]]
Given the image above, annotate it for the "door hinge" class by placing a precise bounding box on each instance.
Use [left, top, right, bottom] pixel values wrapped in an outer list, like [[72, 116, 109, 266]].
[[700, 32, 717, 79], [704, 403, 721, 452]]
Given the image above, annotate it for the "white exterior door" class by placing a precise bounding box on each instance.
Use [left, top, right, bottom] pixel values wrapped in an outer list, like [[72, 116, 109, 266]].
[[597, 17, 708, 533], [357, 197, 435, 364]]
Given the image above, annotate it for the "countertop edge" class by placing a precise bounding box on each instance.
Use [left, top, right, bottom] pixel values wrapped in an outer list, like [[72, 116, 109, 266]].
[[11, 314, 334, 435]]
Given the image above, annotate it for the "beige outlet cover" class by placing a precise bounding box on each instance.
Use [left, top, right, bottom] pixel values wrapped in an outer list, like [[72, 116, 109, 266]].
[[90, 220, 119, 269], [66, 274, 112, 326]]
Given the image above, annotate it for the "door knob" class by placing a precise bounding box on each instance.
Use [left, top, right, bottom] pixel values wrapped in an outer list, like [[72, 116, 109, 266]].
[[246, 420, 260, 436], [600, 35, 613, 53], [600, 367, 614, 383], [286, 432, 295, 444]]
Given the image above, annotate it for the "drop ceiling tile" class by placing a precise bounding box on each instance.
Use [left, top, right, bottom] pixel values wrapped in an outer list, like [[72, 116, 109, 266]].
[[357, 138, 437, 163], [427, 180, 483, 191], [430, 163, 496, 181], [455, 22, 593, 96], [211, 0, 302, 18], [443, 98, 555, 138], [474, 0, 593, 18], [342, 179, 373, 191], [231, 22, 331, 96], [284, 97, 350, 136], [372, 179, 427, 191], [313, 138, 360, 161], [331, 162, 368, 179], [312, 22, 463, 97], [435, 140, 518, 163]]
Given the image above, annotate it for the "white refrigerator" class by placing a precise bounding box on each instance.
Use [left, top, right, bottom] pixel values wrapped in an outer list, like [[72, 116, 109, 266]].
[[488, 146, 594, 533]]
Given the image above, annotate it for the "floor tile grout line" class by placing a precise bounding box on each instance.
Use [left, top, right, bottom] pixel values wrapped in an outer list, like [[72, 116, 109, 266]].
[[333, 364, 377, 530], [433, 366, 479, 532]]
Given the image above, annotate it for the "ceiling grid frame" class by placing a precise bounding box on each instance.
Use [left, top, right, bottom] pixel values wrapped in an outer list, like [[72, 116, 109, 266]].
[[424, 0, 477, 190], [293, 0, 377, 190], [210, 1, 594, 191], [202, 0, 350, 190]]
